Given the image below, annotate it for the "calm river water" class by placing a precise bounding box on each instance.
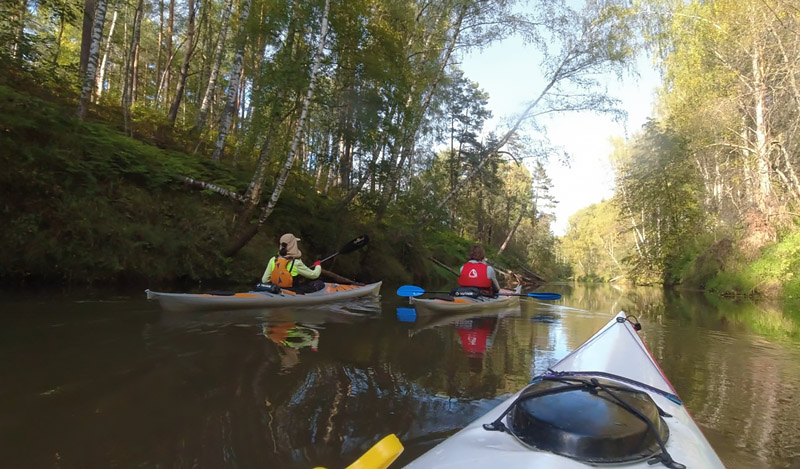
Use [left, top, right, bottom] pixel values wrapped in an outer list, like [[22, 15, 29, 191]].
[[1, 283, 799, 468]]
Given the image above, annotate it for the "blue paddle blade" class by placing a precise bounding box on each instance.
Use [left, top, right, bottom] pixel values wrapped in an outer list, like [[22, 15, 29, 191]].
[[396, 307, 417, 323], [396, 285, 426, 297], [527, 292, 562, 301]]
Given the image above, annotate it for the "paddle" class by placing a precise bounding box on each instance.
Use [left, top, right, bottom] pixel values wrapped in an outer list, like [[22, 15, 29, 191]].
[[319, 235, 369, 263], [396, 285, 562, 301], [396, 307, 417, 323]]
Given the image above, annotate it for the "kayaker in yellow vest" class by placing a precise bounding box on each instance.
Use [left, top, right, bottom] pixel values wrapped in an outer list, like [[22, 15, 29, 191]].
[[261, 233, 324, 294]]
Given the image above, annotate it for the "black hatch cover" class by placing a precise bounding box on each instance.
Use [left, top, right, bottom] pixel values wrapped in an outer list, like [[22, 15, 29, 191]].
[[506, 377, 670, 464]]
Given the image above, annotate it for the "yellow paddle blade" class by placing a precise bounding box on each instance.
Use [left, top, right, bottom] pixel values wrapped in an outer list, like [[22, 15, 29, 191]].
[[314, 434, 403, 469], [346, 434, 403, 469]]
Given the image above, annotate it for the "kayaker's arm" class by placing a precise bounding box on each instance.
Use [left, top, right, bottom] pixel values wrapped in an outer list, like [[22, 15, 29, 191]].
[[486, 265, 501, 292], [294, 259, 321, 279]]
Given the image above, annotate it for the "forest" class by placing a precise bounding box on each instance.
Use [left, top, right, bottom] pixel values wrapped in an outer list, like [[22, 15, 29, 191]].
[[1, 0, 799, 299], [560, 0, 800, 302]]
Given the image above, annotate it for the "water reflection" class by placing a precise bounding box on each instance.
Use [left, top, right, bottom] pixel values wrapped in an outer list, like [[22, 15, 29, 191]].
[[399, 306, 519, 374], [1, 286, 799, 468], [155, 295, 382, 330], [262, 323, 320, 372]]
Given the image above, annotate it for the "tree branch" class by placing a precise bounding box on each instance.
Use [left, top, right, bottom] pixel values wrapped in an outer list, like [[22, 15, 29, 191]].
[[181, 176, 245, 202]]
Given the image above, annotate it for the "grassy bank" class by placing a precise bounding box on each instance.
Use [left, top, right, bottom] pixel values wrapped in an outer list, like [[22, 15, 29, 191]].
[[1, 84, 260, 286], [0, 83, 525, 289], [680, 230, 800, 302]]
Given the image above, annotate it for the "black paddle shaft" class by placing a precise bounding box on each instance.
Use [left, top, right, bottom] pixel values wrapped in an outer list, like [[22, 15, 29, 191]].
[[320, 235, 369, 263]]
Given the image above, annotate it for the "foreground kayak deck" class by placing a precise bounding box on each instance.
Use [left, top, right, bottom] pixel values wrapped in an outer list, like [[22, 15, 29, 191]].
[[406, 311, 725, 468], [146, 281, 382, 312], [409, 286, 522, 313]]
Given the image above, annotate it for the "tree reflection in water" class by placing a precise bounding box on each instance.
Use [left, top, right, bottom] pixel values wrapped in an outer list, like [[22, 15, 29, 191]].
[[1, 286, 799, 468]]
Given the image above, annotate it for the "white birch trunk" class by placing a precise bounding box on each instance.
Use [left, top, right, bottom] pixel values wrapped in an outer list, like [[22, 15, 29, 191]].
[[221, 0, 330, 258], [498, 203, 527, 255], [751, 44, 772, 212], [77, 0, 108, 119], [182, 177, 245, 202], [193, 0, 233, 133], [256, 0, 330, 224], [96, 9, 118, 99], [155, 0, 164, 102], [210, 0, 251, 161], [381, 4, 467, 213]]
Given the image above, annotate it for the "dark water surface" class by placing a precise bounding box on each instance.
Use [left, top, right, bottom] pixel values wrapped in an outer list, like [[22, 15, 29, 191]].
[[2, 284, 800, 468]]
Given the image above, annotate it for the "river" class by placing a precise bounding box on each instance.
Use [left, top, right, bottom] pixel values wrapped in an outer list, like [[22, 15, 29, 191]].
[[1, 283, 799, 468]]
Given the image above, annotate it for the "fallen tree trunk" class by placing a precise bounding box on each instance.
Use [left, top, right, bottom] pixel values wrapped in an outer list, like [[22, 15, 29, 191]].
[[427, 256, 459, 277], [320, 269, 359, 285]]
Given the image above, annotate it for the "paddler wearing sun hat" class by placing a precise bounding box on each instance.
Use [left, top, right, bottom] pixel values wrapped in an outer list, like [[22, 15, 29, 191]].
[[261, 233, 324, 293]]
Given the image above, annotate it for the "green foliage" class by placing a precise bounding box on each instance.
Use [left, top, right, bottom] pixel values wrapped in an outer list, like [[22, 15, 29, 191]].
[[0, 85, 248, 284], [654, 0, 800, 236], [561, 199, 627, 282], [1, 0, 646, 287], [1, 82, 535, 287], [705, 232, 800, 298], [613, 120, 704, 283], [680, 237, 731, 289], [783, 277, 800, 310], [704, 270, 754, 297]]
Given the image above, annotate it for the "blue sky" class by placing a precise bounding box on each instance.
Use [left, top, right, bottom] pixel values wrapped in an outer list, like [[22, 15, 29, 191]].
[[458, 34, 661, 235]]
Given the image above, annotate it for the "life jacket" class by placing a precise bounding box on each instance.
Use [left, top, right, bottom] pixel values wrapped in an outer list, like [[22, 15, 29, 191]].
[[270, 257, 296, 287], [458, 262, 491, 290]]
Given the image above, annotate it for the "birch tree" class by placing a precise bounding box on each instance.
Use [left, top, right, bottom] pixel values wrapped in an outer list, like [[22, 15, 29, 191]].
[[96, 8, 118, 99], [377, 0, 474, 219], [122, 0, 144, 134], [423, 0, 635, 224], [1, 0, 26, 60], [79, 0, 97, 75], [77, 0, 108, 119], [192, 0, 233, 134], [163, 0, 175, 105], [612, 121, 702, 280], [210, 0, 251, 161], [223, 0, 330, 256], [655, 0, 800, 231], [167, 0, 197, 126]]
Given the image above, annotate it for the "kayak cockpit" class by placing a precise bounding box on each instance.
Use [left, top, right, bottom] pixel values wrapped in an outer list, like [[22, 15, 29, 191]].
[[483, 375, 678, 466]]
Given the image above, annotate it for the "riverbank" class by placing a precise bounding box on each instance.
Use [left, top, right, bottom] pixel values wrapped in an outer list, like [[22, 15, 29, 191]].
[[687, 231, 800, 303], [0, 82, 537, 289]]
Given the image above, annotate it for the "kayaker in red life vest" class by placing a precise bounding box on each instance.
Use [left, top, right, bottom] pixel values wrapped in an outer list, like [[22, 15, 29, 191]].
[[261, 233, 324, 294], [457, 244, 500, 297]]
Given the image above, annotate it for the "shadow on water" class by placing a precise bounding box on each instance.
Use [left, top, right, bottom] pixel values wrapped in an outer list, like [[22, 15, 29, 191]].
[[0, 284, 799, 467]]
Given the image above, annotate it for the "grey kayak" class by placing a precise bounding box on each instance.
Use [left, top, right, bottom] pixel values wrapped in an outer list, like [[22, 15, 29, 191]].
[[145, 281, 382, 312]]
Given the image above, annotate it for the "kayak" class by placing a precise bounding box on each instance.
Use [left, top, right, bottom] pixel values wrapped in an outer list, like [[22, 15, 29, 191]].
[[145, 281, 382, 313], [406, 311, 725, 468], [409, 286, 523, 314]]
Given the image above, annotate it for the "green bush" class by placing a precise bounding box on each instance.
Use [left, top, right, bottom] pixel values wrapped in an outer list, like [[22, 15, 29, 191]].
[[680, 237, 732, 289]]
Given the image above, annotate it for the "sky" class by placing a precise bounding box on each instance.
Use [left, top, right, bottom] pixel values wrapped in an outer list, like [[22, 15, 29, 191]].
[[458, 34, 662, 236]]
